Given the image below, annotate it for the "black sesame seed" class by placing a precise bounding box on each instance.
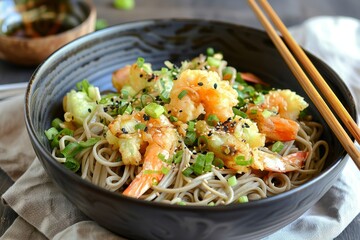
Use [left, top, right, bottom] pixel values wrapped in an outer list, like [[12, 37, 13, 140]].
[[140, 74, 143, 78], [88, 108, 91, 113], [207, 132, 213, 136], [121, 128, 128, 134], [198, 82, 204, 86], [179, 110, 183, 113], [214, 83, 218, 89], [143, 114, 150, 121]]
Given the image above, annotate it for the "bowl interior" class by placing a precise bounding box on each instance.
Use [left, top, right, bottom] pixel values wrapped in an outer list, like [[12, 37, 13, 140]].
[[25, 19, 357, 240]]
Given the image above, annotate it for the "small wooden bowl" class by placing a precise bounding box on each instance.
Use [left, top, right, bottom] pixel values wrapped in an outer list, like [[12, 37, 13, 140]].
[[0, 0, 96, 66]]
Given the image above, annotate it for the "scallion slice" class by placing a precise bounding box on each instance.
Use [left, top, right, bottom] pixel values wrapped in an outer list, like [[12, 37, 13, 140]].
[[182, 167, 193, 177], [135, 123, 147, 131], [177, 90, 188, 100], [238, 196, 249, 203], [206, 114, 219, 126], [233, 108, 248, 118], [45, 127, 59, 140], [272, 141, 285, 153], [227, 175, 237, 187], [144, 102, 164, 118]]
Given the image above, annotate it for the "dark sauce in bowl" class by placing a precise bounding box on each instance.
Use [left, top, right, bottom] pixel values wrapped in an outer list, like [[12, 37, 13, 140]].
[[0, 0, 86, 38]]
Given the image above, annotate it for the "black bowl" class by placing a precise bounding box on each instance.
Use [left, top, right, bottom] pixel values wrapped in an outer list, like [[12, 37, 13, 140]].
[[25, 19, 356, 240]]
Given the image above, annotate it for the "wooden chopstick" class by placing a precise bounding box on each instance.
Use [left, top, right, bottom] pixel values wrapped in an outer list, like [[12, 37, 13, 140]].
[[258, 0, 360, 146], [248, 0, 360, 169]]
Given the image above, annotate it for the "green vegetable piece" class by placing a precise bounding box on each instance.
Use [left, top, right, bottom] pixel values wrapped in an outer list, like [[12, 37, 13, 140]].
[[61, 142, 83, 158], [238, 195, 249, 203], [169, 116, 178, 122], [79, 137, 101, 148], [51, 118, 63, 130], [213, 157, 224, 168], [203, 152, 215, 172], [113, 0, 135, 10], [177, 90, 188, 100], [233, 108, 248, 118], [272, 141, 285, 153], [45, 127, 59, 140], [64, 157, 80, 172], [207, 56, 221, 67], [193, 154, 206, 175], [235, 156, 253, 166], [182, 167, 193, 177], [227, 175, 237, 187], [253, 94, 265, 105], [144, 102, 164, 118], [161, 166, 170, 174], [173, 150, 184, 164], [135, 123, 147, 131], [184, 131, 197, 146], [206, 114, 219, 126]]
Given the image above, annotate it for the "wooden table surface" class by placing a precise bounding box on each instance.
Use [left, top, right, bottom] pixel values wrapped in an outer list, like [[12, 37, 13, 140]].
[[1, 0, 360, 239]]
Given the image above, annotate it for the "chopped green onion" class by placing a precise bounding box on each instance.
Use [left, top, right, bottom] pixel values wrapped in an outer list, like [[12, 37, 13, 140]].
[[206, 47, 215, 56], [235, 156, 253, 166], [233, 108, 248, 118], [158, 153, 167, 162], [51, 118, 63, 130], [135, 123, 147, 131], [51, 128, 74, 148], [253, 94, 265, 105], [227, 175, 237, 187], [206, 114, 219, 126], [261, 109, 273, 118], [238, 195, 249, 203], [193, 154, 206, 175], [182, 167, 193, 177], [213, 157, 224, 168], [177, 90, 188, 100], [61, 142, 83, 158], [250, 109, 258, 115], [161, 166, 170, 174], [76, 79, 90, 94], [64, 157, 80, 172], [140, 94, 155, 107], [207, 56, 221, 67], [197, 135, 208, 150], [187, 121, 195, 131], [173, 150, 183, 164], [177, 201, 186, 206], [203, 152, 214, 172], [169, 116, 178, 122], [45, 127, 58, 140], [184, 131, 197, 146], [113, 0, 135, 10], [272, 141, 285, 153], [208, 202, 215, 206], [79, 137, 101, 148], [136, 57, 145, 67], [144, 102, 164, 118]]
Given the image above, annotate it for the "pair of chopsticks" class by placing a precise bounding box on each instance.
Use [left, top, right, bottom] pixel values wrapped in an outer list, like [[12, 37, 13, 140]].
[[248, 0, 360, 170]]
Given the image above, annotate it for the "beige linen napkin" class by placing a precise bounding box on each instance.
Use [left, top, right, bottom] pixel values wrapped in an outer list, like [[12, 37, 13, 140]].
[[1, 16, 360, 240]]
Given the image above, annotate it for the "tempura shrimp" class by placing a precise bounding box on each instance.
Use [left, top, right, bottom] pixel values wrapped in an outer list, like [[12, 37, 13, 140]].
[[196, 117, 307, 173], [166, 69, 238, 122], [247, 90, 308, 141], [107, 111, 179, 198]]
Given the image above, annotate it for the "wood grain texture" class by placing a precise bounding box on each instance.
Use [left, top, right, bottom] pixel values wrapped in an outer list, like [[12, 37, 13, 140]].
[[1, 0, 359, 238]]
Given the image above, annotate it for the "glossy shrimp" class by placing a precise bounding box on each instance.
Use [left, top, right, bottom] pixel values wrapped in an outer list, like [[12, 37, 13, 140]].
[[165, 69, 238, 123], [107, 111, 179, 198], [247, 89, 308, 141]]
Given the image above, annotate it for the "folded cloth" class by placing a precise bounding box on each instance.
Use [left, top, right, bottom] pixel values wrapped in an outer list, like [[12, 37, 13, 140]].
[[1, 16, 360, 240]]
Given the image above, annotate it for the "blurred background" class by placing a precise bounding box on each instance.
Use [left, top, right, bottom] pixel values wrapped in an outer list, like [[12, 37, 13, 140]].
[[1, 0, 360, 84]]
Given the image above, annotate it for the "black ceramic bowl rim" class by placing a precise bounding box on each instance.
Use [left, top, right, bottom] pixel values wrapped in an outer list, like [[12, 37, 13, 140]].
[[25, 18, 353, 213]]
